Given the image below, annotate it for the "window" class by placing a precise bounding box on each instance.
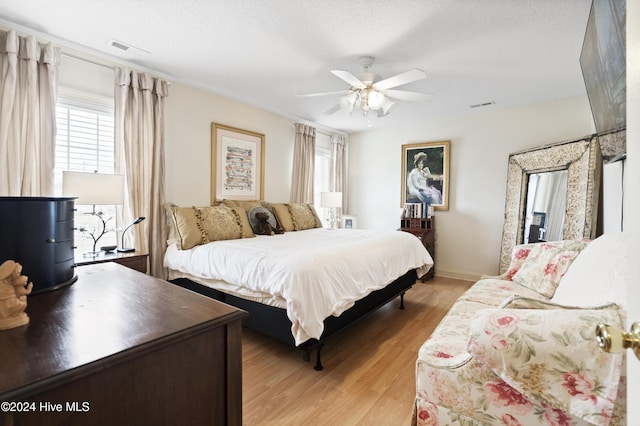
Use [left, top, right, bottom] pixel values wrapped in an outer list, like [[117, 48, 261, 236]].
[[55, 87, 118, 252], [314, 133, 332, 227]]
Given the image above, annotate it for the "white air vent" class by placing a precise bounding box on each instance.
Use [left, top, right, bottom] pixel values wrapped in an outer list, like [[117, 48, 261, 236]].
[[110, 40, 130, 51], [470, 101, 495, 108], [109, 39, 150, 56]]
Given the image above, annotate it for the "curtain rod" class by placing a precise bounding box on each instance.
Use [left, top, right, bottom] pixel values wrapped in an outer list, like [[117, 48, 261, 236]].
[[61, 52, 114, 70], [291, 122, 347, 137]]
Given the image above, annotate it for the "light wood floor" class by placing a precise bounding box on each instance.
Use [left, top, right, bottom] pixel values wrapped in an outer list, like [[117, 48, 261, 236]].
[[242, 276, 474, 426]]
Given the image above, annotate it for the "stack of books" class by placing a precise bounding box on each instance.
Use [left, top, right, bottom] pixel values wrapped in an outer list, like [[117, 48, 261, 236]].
[[402, 202, 428, 218]]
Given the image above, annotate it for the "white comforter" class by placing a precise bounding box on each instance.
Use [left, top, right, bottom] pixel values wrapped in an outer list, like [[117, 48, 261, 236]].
[[164, 228, 433, 345]]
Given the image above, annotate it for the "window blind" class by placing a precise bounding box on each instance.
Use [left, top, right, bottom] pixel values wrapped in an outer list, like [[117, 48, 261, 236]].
[[54, 87, 117, 251], [54, 88, 115, 193]]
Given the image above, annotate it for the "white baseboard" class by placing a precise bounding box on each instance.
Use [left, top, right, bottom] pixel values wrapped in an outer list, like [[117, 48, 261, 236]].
[[434, 269, 481, 282]]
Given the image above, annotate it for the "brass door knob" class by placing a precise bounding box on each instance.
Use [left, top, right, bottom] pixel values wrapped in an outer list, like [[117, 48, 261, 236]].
[[595, 322, 640, 360]]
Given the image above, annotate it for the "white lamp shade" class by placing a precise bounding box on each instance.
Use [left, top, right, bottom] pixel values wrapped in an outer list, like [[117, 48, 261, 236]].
[[339, 93, 356, 113], [63, 171, 124, 205], [367, 90, 386, 110], [381, 99, 395, 115], [321, 192, 342, 208]]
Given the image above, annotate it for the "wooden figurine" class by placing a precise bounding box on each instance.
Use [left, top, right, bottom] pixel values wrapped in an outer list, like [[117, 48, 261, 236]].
[[0, 260, 33, 330]]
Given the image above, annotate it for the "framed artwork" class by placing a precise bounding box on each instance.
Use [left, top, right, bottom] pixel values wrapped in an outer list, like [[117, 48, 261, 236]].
[[401, 140, 450, 211], [211, 123, 265, 203], [341, 215, 357, 229]]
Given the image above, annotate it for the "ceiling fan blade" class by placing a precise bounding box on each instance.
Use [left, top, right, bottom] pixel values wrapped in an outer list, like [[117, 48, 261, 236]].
[[383, 89, 434, 102], [296, 90, 350, 98], [322, 104, 342, 115], [372, 69, 427, 90], [330, 70, 366, 89]]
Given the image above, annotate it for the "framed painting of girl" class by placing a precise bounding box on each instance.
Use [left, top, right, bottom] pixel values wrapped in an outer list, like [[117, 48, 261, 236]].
[[401, 140, 450, 211]]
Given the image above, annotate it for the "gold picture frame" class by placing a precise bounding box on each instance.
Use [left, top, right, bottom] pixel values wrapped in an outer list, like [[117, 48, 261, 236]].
[[211, 123, 265, 204], [401, 140, 450, 211]]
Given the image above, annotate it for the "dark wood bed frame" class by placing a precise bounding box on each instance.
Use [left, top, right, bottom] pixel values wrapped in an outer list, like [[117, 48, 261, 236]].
[[170, 268, 417, 370]]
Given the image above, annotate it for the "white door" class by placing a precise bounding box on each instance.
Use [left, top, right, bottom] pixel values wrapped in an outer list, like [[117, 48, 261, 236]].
[[625, 2, 639, 423]]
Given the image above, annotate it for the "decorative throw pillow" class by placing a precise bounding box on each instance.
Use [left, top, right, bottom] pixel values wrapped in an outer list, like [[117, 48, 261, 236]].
[[166, 205, 202, 250], [232, 205, 256, 238], [511, 243, 583, 298], [306, 203, 323, 228], [221, 199, 263, 212], [502, 243, 537, 280], [271, 203, 296, 231], [194, 205, 254, 242], [288, 203, 321, 230], [248, 206, 279, 235]]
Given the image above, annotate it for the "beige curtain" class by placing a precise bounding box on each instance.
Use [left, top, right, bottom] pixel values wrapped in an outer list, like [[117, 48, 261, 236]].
[[331, 134, 348, 214], [115, 67, 170, 278], [290, 123, 316, 203], [0, 29, 60, 196]]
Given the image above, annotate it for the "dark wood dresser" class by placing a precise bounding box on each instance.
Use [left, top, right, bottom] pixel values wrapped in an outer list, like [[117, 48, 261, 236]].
[[0, 263, 247, 426]]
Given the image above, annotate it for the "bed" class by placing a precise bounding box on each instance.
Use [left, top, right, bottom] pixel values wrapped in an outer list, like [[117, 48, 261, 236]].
[[163, 201, 433, 370]]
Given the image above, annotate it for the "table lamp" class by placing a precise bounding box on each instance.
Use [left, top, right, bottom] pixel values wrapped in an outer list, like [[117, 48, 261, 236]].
[[63, 171, 124, 257], [118, 217, 146, 252], [321, 192, 342, 230]]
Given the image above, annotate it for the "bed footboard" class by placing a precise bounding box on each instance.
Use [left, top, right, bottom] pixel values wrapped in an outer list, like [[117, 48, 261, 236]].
[[170, 269, 417, 370]]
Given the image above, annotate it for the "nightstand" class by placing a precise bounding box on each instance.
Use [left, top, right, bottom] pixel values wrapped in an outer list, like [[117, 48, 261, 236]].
[[400, 217, 435, 281], [75, 251, 149, 273]]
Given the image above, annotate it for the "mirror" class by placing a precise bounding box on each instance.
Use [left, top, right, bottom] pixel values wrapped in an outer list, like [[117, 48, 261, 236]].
[[499, 136, 601, 273], [523, 170, 568, 243]]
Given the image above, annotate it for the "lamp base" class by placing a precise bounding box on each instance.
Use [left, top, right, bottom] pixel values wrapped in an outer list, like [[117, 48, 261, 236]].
[[83, 251, 103, 258], [117, 247, 136, 253]]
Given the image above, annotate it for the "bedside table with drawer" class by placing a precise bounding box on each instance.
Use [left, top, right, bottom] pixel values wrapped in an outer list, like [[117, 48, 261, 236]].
[[400, 217, 435, 281], [75, 251, 149, 273]]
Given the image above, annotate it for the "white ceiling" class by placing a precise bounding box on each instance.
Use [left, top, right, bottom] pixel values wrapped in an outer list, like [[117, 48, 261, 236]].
[[0, 0, 592, 133]]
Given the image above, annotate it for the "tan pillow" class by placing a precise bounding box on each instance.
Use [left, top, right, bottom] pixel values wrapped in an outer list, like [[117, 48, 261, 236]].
[[221, 199, 263, 212], [166, 205, 203, 250], [306, 203, 323, 228], [289, 203, 321, 230], [195, 205, 255, 242], [232, 206, 256, 238], [271, 203, 322, 231], [271, 203, 295, 231]]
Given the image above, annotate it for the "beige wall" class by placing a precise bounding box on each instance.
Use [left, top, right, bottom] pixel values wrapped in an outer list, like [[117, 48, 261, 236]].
[[164, 83, 295, 207], [55, 42, 605, 283], [163, 82, 597, 280], [56, 51, 597, 280], [348, 96, 594, 279]]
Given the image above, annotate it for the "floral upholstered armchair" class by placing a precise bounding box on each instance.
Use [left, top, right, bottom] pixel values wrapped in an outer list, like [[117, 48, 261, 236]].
[[414, 233, 627, 426]]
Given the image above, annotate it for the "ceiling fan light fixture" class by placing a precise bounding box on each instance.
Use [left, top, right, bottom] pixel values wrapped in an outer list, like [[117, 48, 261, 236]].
[[381, 99, 395, 115], [300, 56, 431, 119], [367, 90, 386, 110], [339, 93, 356, 113]]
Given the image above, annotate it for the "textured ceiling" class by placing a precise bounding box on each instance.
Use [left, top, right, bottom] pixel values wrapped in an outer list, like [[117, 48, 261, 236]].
[[0, 0, 592, 133]]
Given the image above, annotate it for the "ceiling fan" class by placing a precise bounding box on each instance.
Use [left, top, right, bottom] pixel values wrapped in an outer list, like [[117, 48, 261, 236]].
[[298, 56, 434, 117]]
